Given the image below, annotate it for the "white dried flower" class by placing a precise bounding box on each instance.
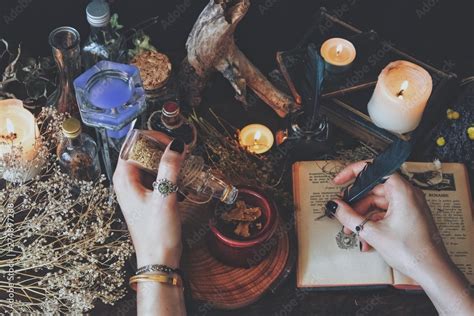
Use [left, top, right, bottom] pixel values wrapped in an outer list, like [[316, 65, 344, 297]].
[[0, 108, 133, 314]]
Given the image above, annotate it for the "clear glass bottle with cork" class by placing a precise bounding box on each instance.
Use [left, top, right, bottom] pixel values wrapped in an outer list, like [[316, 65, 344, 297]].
[[82, 0, 123, 70], [147, 101, 197, 150], [120, 129, 238, 205], [57, 117, 101, 181]]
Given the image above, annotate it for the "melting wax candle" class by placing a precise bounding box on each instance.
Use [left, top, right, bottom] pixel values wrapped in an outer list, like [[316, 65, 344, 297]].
[[239, 124, 274, 154], [0, 99, 42, 181], [367, 60, 433, 134], [320, 38, 356, 73]]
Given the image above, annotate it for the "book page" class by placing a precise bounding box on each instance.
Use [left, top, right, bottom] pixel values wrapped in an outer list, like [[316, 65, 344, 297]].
[[394, 162, 474, 286], [294, 161, 393, 287]]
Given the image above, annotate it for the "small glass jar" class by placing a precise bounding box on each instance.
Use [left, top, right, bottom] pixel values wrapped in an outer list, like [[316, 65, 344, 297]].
[[120, 129, 238, 205], [147, 101, 197, 150], [129, 50, 175, 112], [57, 117, 101, 181]]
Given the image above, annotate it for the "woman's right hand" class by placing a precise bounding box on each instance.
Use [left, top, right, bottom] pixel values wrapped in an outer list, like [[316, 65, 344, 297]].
[[330, 161, 450, 282], [330, 161, 473, 315]]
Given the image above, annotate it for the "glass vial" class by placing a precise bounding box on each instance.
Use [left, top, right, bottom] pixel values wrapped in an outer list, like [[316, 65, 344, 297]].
[[47, 26, 81, 115], [82, 0, 123, 70], [57, 117, 101, 181], [147, 101, 197, 150], [120, 129, 238, 205]]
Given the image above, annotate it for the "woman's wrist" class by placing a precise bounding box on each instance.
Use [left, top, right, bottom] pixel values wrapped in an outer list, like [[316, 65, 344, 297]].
[[136, 245, 182, 269]]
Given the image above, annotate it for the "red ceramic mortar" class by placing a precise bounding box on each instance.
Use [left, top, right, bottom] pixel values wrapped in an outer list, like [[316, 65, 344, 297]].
[[207, 187, 279, 268]]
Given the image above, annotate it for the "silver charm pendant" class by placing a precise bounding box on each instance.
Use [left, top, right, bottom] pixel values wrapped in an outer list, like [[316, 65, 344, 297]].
[[335, 227, 358, 250]]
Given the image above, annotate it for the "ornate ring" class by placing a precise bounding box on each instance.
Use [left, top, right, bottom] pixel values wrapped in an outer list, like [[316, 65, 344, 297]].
[[152, 179, 178, 197]]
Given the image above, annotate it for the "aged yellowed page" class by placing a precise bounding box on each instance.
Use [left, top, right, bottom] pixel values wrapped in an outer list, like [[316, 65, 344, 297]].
[[294, 161, 393, 287], [394, 162, 474, 286]]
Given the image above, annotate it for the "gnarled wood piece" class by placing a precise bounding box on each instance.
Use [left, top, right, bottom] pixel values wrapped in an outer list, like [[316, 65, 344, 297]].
[[179, 0, 298, 118]]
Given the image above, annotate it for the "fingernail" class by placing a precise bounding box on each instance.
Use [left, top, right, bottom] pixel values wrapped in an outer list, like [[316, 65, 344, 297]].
[[359, 241, 363, 252], [170, 138, 185, 154], [325, 200, 338, 218]]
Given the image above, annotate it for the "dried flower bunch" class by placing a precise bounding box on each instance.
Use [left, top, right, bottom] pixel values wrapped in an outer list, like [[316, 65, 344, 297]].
[[0, 108, 133, 314]]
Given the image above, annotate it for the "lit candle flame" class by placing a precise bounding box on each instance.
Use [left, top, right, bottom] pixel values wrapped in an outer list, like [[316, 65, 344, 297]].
[[336, 44, 343, 56], [254, 130, 262, 143], [6, 118, 15, 134], [397, 80, 409, 99]]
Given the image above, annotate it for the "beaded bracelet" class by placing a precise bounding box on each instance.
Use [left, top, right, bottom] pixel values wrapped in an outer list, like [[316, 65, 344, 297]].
[[136, 264, 183, 278]]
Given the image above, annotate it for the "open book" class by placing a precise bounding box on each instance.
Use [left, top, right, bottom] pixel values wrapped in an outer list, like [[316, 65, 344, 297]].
[[293, 161, 474, 289]]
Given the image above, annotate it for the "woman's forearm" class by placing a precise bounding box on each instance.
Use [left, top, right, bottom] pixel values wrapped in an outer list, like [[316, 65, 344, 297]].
[[415, 254, 473, 315]]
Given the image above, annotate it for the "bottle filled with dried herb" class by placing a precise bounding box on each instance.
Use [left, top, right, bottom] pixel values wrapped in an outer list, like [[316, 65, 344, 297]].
[[120, 129, 238, 205], [57, 118, 101, 181]]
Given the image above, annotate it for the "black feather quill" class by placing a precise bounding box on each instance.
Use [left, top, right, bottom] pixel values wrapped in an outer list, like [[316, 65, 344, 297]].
[[342, 138, 413, 205], [307, 45, 325, 130]]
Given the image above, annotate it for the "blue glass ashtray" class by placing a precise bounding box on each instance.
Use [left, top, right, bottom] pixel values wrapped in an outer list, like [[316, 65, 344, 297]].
[[74, 61, 147, 138]]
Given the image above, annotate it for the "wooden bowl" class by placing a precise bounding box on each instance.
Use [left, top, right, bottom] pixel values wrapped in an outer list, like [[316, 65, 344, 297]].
[[207, 187, 279, 268]]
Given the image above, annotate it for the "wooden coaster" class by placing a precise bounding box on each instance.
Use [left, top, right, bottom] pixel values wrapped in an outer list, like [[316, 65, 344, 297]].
[[180, 201, 290, 310]]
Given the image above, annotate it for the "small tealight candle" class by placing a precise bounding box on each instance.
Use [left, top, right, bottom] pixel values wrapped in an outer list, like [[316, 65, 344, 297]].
[[0, 99, 41, 181], [320, 38, 356, 73], [367, 60, 433, 134], [239, 124, 274, 154]]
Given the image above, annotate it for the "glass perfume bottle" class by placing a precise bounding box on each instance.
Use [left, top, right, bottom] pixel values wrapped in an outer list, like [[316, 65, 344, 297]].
[[82, 0, 123, 70], [121, 129, 238, 205], [147, 101, 197, 150], [57, 117, 101, 181]]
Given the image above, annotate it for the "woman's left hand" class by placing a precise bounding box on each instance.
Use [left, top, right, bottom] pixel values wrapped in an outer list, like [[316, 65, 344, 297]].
[[113, 136, 186, 268]]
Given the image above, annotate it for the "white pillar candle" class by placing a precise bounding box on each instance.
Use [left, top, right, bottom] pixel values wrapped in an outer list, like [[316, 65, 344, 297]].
[[320, 38, 356, 73], [0, 99, 41, 181], [367, 60, 432, 134]]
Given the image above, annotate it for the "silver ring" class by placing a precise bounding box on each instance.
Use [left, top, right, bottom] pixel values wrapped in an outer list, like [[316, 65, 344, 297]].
[[152, 179, 178, 197], [355, 217, 371, 235]]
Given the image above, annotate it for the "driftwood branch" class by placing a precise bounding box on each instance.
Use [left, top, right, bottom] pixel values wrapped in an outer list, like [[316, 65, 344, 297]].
[[179, 0, 298, 118]]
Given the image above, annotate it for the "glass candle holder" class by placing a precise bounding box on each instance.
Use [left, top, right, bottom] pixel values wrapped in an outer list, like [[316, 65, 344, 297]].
[[74, 61, 147, 180], [74, 61, 146, 134]]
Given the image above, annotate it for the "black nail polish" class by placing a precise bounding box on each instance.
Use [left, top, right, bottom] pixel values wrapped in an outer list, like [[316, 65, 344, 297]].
[[170, 138, 185, 154], [325, 201, 338, 218], [359, 241, 363, 252]]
